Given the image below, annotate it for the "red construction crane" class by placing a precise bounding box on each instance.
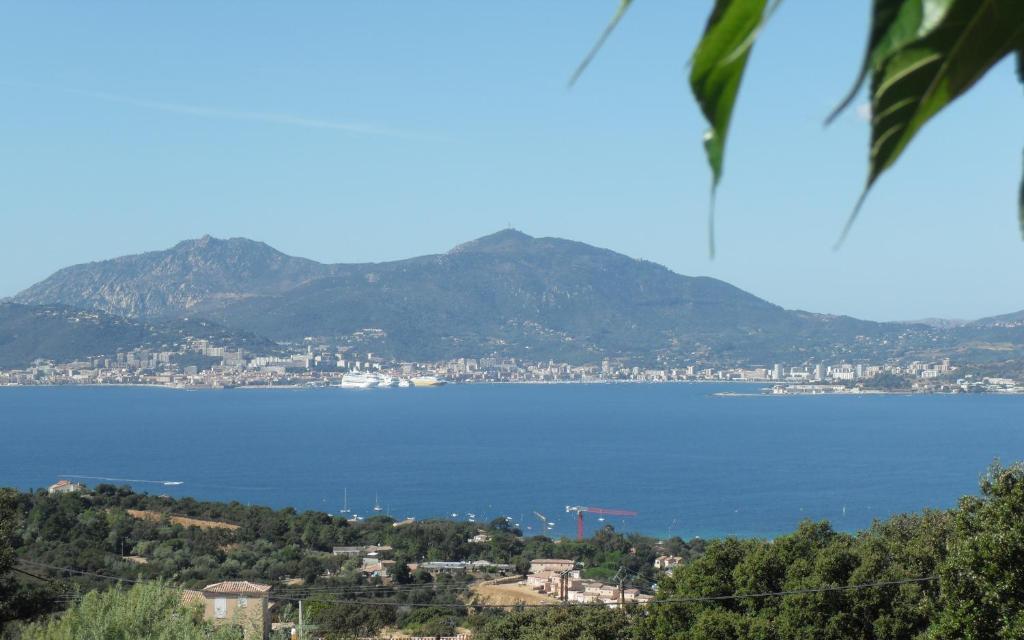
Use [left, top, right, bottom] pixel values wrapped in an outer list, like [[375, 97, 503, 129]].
[[565, 505, 638, 540]]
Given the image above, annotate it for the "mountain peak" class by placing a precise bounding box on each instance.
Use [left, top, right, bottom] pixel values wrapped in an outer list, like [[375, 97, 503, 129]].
[[173, 235, 261, 252], [448, 229, 535, 255]]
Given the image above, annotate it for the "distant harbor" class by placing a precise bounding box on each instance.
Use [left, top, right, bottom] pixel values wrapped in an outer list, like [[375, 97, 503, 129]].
[[0, 339, 1019, 394]]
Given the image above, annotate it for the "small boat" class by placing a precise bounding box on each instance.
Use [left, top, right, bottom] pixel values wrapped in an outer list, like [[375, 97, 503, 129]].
[[373, 494, 383, 512], [340, 488, 351, 514], [163, 481, 183, 486], [398, 379, 412, 388]]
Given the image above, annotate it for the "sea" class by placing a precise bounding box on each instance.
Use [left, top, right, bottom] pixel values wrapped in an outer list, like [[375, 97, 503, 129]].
[[3, 383, 1023, 540]]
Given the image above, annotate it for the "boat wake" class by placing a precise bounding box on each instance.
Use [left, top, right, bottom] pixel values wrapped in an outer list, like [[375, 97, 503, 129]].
[[62, 474, 184, 487]]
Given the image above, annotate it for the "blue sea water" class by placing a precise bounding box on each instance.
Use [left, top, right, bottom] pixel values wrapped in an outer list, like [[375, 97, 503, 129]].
[[2, 384, 1023, 540]]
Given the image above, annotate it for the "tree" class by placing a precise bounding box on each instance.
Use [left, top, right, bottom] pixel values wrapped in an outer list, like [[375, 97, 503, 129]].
[[0, 488, 18, 628], [20, 582, 242, 640], [307, 600, 396, 639], [576, 1, 1024, 251], [929, 462, 1024, 638], [472, 605, 636, 640]]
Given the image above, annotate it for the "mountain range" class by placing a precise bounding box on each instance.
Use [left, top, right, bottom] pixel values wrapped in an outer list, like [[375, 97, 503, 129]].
[[7, 230, 1024, 368]]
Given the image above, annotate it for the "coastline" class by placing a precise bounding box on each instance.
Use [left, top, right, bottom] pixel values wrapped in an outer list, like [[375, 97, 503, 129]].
[[3, 379, 1015, 395]]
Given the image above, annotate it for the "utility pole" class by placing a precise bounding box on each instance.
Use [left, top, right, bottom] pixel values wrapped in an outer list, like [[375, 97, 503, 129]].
[[613, 568, 625, 611]]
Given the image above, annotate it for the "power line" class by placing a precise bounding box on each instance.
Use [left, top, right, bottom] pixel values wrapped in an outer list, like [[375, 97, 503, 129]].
[[11, 566, 55, 582], [17, 559, 147, 585], [17, 558, 938, 611], [272, 576, 940, 609]]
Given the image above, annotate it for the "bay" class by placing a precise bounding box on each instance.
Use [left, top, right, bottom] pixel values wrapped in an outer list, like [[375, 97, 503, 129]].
[[2, 383, 1022, 539]]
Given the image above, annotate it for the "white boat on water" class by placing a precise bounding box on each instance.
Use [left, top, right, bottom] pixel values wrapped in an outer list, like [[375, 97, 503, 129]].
[[378, 374, 400, 387], [410, 375, 446, 387], [341, 372, 379, 389], [398, 378, 412, 388]]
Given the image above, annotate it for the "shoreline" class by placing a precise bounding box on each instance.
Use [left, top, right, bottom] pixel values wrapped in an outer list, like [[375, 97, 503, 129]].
[[2, 380, 1017, 395]]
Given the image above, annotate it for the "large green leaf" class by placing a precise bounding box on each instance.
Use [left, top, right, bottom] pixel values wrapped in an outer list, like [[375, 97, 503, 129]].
[[689, 0, 772, 255], [843, 0, 1024, 242], [828, 0, 955, 123]]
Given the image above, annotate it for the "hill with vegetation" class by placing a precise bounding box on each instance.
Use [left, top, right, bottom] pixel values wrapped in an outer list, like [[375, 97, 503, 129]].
[[0, 484, 689, 638], [0, 303, 277, 369], [7, 463, 1024, 638], [12, 230, 1024, 366], [15, 230, 966, 366], [12, 235, 340, 320]]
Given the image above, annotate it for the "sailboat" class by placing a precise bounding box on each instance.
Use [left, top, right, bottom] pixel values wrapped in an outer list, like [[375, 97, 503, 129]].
[[340, 488, 351, 515], [373, 493, 383, 512]]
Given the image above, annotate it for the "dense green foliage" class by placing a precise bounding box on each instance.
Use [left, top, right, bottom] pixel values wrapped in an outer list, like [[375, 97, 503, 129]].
[[1, 484, 682, 637], [12, 231, 1024, 366], [13, 464, 1024, 637], [0, 490, 17, 622], [471, 605, 633, 640], [467, 462, 1024, 639], [860, 372, 913, 391], [19, 582, 241, 640]]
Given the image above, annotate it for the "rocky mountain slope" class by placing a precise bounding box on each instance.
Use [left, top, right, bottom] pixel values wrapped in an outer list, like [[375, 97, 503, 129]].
[[12, 230, 1023, 365]]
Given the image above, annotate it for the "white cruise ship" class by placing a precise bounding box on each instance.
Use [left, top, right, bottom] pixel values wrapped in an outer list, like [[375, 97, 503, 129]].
[[410, 375, 446, 387], [340, 372, 379, 389]]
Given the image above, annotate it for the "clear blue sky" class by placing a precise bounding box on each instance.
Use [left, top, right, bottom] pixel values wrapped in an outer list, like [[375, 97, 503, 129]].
[[1, 2, 1021, 321]]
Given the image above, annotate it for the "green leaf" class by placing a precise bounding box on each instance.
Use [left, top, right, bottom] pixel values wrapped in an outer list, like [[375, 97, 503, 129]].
[[689, 0, 773, 256], [839, 0, 1024, 244], [568, 1, 633, 88], [827, 0, 955, 123]]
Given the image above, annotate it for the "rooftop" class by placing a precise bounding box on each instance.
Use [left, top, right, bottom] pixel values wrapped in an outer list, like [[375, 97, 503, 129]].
[[202, 581, 271, 595]]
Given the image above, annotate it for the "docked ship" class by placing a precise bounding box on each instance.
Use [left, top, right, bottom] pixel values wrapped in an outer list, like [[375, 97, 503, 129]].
[[410, 375, 446, 387], [340, 372, 379, 389]]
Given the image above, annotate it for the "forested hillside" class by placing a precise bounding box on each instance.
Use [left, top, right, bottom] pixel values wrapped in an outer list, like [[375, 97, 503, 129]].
[[6, 463, 1024, 638]]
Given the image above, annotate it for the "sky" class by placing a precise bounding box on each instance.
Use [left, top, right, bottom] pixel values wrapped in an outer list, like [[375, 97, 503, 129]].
[[0, 2, 1021, 321]]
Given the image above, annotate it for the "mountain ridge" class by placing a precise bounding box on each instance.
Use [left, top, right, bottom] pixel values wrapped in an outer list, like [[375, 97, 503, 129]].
[[12, 230, 1024, 365]]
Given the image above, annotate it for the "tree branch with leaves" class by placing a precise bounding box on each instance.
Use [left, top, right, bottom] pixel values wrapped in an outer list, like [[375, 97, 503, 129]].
[[574, 0, 1024, 253]]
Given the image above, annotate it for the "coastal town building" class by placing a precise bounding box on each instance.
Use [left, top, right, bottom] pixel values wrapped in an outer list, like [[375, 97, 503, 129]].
[[654, 555, 683, 571], [47, 479, 86, 495], [2, 336, 1016, 395], [196, 581, 271, 640], [523, 559, 653, 606]]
